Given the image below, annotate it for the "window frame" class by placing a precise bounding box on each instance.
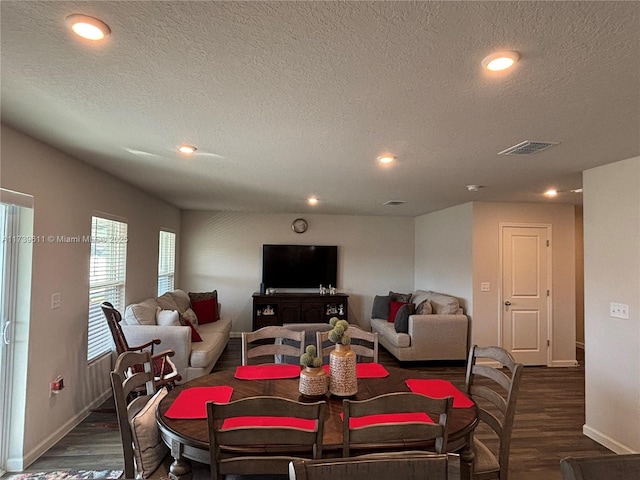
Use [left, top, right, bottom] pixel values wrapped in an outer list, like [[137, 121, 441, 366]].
[[157, 229, 176, 296], [87, 214, 128, 363]]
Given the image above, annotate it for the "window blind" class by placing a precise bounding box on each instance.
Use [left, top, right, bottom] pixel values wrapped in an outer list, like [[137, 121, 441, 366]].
[[87, 216, 127, 362], [157, 230, 176, 295]]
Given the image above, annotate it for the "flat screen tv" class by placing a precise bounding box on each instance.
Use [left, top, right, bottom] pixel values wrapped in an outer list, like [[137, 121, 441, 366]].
[[262, 244, 338, 289]]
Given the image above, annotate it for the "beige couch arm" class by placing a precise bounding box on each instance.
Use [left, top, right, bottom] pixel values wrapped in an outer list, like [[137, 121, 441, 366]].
[[408, 314, 469, 360], [120, 324, 192, 378]]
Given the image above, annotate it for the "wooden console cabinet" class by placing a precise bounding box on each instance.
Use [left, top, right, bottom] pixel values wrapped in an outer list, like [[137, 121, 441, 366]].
[[252, 293, 349, 330]]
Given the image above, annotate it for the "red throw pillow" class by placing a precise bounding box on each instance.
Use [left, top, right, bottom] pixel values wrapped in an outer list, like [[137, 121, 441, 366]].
[[188, 323, 203, 342], [191, 297, 218, 324], [388, 300, 407, 323]]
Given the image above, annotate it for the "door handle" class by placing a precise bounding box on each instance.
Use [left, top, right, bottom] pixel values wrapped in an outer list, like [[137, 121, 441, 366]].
[[504, 301, 512, 307], [2, 321, 10, 345]]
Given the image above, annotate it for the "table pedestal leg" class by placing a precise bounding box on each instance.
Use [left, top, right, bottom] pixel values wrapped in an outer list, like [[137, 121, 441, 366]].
[[460, 435, 475, 480], [168, 439, 192, 480]]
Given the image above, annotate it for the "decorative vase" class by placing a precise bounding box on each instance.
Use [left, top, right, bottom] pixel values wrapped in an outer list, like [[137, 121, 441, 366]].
[[329, 343, 358, 396], [299, 366, 328, 398]]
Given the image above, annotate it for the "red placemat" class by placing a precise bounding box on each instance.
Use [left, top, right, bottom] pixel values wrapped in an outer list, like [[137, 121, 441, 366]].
[[164, 386, 234, 419], [234, 364, 301, 380], [222, 416, 316, 431], [405, 379, 474, 408], [340, 411, 433, 428], [321, 363, 390, 378]]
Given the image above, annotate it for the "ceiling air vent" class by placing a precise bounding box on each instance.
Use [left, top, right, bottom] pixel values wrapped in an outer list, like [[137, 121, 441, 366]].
[[498, 140, 559, 156], [383, 200, 406, 206]]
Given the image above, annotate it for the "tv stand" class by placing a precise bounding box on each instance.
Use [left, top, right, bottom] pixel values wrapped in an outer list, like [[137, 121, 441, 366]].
[[252, 293, 349, 330]]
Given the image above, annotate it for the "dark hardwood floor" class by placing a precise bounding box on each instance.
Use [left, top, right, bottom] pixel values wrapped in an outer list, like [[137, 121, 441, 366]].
[[6, 341, 610, 480]]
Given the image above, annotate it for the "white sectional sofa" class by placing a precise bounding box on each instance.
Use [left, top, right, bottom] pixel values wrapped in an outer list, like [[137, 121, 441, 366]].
[[121, 289, 231, 381], [370, 290, 470, 362]]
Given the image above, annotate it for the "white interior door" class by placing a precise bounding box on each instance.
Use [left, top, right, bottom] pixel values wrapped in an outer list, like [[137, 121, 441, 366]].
[[501, 225, 551, 365]]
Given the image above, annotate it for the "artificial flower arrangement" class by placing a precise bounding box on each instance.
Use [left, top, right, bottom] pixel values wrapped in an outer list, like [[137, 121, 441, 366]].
[[328, 317, 351, 345]]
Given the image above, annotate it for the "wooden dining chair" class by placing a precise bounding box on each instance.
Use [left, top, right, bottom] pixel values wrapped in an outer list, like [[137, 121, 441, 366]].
[[560, 454, 640, 480], [289, 451, 461, 480], [111, 350, 169, 479], [101, 301, 181, 387], [241, 325, 306, 365], [464, 345, 524, 480], [317, 325, 379, 362], [207, 396, 326, 479], [342, 391, 453, 457]]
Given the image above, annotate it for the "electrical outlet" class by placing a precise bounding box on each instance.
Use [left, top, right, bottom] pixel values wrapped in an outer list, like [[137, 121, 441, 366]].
[[51, 293, 61, 309], [480, 282, 491, 292], [610, 302, 629, 319]]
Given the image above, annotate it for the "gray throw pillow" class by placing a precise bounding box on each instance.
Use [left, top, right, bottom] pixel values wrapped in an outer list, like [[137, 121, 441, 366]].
[[389, 291, 412, 303], [371, 295, 391, 320], [394, 303, 415, 334], [416, 299, 433, 315]]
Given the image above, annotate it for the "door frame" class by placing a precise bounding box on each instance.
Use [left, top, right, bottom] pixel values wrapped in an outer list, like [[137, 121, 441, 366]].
[[498, 222, 553, 366]]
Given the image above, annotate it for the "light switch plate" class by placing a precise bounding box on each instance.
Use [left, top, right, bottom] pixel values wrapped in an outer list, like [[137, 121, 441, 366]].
[[480, 282, 491, 292], [610, 302, 629, 319], [51, 293, 61, 310]]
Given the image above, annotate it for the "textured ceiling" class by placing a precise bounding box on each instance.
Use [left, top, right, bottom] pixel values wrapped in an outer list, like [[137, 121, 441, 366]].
[[1, 1, 639, 216]]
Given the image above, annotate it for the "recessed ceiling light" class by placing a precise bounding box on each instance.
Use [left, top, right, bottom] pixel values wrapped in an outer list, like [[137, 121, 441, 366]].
[[377, 154, 395, 164], [482, 51, 520, 71], [544, 189, 558, 197], [178, 145, 197, 155], [307, 197, 319, 206], [66, 14, 111, 41], [571, 188, 583, 193], [466, 185, 482, 192]]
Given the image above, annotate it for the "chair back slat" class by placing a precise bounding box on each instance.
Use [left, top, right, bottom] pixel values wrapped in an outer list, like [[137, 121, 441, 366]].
[[464, 345, 523, 480], [207, 396, 326, 479], [242, 326, 306, 365], [317, 326, 379, 362], [289, 452, 461, 480], [102, 301, 130, 354], [110, 350, 158, 479], [342, 392, 452, 457]]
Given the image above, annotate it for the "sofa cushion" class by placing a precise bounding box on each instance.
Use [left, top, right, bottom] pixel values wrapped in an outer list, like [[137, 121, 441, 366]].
[[371, 318, 411, 348], [156, 309, 181, 327], [189, 320, 232, 368], [371, 295, 391, 320], [169, 289, 191, 313], [427, 291, 460, 315], [411, 290, 431, 308], [191, 297, 218, 324], [156, 292, 179, 311], [181, 308, 198, 326], [416, 299, 433, 315], [124, 298, 159, 325], [389, 291, 412, 303], [388, 300, 407, 323], [189, 290, 221, 319], [394, 303, 415, 333]]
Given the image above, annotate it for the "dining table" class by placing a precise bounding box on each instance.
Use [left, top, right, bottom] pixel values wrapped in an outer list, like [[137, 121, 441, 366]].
[[156, 364, 478, 479]]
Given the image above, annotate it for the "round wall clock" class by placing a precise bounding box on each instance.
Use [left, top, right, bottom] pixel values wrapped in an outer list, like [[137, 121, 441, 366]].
[[291, 218, 308, 234]]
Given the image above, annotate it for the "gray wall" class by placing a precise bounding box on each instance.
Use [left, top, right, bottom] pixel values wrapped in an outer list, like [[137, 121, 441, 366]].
[[583, 155, 640, 453], [179, 211, 416, 332], [1, 124, 181, 469]]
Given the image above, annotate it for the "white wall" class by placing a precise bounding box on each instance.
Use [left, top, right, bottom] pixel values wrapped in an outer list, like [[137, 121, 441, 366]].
[[583, 156, 640, 453], [0, 124, 181, 469], [179, 211, 415, 332], [414, 202, 473, 313], [472, 202, 577, 366]]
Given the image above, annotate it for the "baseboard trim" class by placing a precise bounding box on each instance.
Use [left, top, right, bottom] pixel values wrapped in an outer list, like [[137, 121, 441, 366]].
[[576, 341, 585, 349], [229, 331, 242, 339], [8, 388, 113, 471], [583, 424, 637, 454], [551, 359, 579, 367]]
